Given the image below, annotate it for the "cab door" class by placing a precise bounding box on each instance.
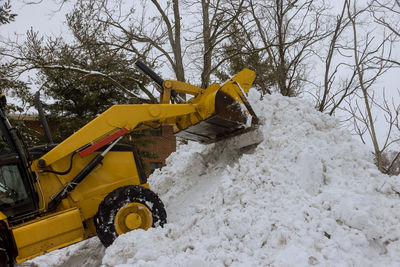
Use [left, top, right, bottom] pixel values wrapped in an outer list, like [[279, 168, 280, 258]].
[[0, 110, 38, 220]]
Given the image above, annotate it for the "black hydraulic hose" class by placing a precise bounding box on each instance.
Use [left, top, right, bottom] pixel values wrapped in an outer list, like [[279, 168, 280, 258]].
[[135, 60, 165, 88], [47, 153, 104, 211], [41, 152, 77, 175], [134, 59, 180, 100], [34, 91, 54, 144], [47, 137, 122, 211]]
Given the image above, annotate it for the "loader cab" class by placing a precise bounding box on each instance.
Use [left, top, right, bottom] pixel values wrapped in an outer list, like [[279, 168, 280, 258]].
[[0, 108, 38, 220]]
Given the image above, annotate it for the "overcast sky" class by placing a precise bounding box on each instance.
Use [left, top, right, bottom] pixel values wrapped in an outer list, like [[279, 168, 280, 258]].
[[1, 1, 70, 40]]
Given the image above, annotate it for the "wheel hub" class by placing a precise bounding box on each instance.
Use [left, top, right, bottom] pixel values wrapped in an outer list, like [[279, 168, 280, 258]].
[[125, 213, 142, 230], [114, 202, 153, 235]]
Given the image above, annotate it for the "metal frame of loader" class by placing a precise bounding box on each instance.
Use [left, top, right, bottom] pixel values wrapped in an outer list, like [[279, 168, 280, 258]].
[[0, 61, 257, 265]]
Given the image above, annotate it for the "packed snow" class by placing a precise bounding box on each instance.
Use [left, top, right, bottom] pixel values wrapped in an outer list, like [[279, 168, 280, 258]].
[[24, 92, 400, 266]]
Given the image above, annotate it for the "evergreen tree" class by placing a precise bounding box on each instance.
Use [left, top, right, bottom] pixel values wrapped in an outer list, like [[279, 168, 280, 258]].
[[0, 0, 15, 24], [214, 24, 274, 96], [0, 0, 30, 114], [19, 4, 155, 142]]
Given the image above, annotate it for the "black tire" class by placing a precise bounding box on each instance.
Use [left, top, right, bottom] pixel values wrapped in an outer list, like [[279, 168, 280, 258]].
[[94, 185, 167, 247], [0, 237, 12, 267]]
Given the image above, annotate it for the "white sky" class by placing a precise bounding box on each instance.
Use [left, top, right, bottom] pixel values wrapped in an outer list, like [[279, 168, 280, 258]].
[[1, 1, 70, 40]]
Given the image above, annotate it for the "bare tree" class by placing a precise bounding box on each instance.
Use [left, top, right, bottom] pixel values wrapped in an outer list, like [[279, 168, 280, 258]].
[[196, 0, 245, 88], [53, 0, 187, 84], [370, 0, 400, 38], [147, 0, 185, 82], [344, 0, 395, 173], [369, 0, 400, 67], [54, 0, 248, 90], [314, 0, 371, 115], [374, 92, 400, 174], [247, 0, 330, 96]]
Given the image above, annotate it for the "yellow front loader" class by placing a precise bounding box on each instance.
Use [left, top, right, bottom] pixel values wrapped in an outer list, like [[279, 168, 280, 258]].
[[0, 61, 258, 265]]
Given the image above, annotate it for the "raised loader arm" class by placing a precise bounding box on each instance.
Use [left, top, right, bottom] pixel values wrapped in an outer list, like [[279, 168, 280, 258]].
[[34, 61, 257, 171], [33, 104, 197, 170]]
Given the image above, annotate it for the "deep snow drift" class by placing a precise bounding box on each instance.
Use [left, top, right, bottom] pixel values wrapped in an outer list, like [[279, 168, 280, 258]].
[[26, 92, 400, 266]]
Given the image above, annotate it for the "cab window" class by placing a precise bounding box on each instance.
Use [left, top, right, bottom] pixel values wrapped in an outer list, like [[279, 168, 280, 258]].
[[0, 165, 28, 204], [0, 123, 37, 217]]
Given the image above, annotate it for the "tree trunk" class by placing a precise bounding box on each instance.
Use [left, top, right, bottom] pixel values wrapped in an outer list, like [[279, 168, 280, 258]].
[[172, 0, 185, 82], [201, 0, 212, 89]]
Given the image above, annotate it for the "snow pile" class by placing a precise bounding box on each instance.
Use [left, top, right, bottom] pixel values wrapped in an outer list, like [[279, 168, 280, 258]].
[[26, 92, 400, 266], [102, 92, 400, 266]]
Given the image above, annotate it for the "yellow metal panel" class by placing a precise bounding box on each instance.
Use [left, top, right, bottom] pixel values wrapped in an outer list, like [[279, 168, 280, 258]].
[[34, 150, 146, 220], [33, 104, 197, 169], [0, 211, 7, 221], [220, 69, 256, 106], [12, 208, 85, 263], [64, 151, 142, 219], [163, 80, 204, 95], [228, 68, 256, 93]]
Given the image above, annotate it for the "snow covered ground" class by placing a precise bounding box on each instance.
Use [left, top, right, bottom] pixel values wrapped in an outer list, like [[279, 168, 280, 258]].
[[23, 92, 400, 266]]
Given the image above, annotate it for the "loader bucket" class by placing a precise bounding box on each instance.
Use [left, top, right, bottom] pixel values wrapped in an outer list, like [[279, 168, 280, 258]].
[[174, 69, 258, 143], [134, 60, 259, 144]]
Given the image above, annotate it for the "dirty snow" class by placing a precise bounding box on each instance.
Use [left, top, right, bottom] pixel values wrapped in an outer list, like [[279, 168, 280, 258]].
[[24, 92, 400, 266]]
